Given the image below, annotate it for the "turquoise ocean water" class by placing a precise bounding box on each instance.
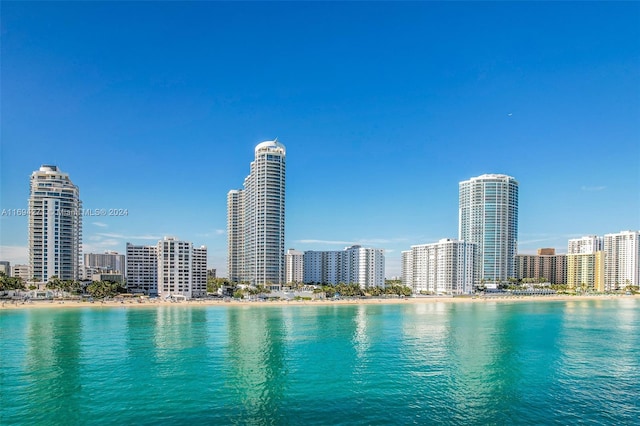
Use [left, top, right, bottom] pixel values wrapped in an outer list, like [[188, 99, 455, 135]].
[[1, 299, 639, 425]]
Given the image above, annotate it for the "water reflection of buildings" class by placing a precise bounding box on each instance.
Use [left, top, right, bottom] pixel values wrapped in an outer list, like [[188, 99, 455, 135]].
[[25, 310, 83, 423], [226, 307, 287, 422]]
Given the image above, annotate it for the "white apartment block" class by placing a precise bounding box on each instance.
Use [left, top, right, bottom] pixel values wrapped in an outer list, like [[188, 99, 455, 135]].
[[604, 230, 640, 290], [227, 189, 244, 283], [157, 237, 207, 299], [285, 248, 304, 284], [403, 239, 475, 295], [459, 174, 518, 288], [228, 141, 286, 289], [126, 243, 158, 295], [401, 250, 413, 288], [568, 235, 604, 254], [303, 245, 385, 288], [29, 165, 82, 281], [84, 252, 126, 276], [12, 264, 31, 282]]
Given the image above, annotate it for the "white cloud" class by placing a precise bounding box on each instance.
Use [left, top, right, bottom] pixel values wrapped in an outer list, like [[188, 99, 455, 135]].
[[0, 245, 28, 264], [92, 222, 108, 228], [581, 185, 606, 192]]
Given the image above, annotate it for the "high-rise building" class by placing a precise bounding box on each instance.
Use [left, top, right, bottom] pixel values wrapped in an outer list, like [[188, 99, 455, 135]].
[[567, 252, 605, 292], [515, 249, 567, 285], [126, 243, 158, 295], [192, 245, 208, 298], [604, 230, 640, 290], [285, 248, 304, 284], [227, 189, 244, 283], [28, 165, 82, 282], [568, 236, 604, 254], [302, 245, 385, 288], [157, 237, 207, 299], [459, 174, 518, 288], [401, 250, 413, 289], [84, 251, 126, 277], [228, 140, 286, 289], [0, 261, 10, 276], [402, 239, 475, 295]]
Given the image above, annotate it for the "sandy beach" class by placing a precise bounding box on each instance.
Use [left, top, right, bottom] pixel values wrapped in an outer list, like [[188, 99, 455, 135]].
[[1, 294, 636, 310]]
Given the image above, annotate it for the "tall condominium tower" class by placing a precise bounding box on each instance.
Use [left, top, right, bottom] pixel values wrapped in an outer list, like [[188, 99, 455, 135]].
[[228, 141, 286, 289], [28, 165, 82, 282], [402, 239, 476, 295], [604, 230, 640, 290], [126, 243, 158, 295], [459, 174, 518, 288], [157, 236, 207, 299]]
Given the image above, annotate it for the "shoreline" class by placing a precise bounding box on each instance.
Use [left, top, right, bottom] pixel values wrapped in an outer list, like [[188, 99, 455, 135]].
[[1, 294, 637, 311]]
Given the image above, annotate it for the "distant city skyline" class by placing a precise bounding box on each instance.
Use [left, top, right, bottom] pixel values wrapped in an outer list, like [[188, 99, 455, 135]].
[[1, 2, 639, 278]]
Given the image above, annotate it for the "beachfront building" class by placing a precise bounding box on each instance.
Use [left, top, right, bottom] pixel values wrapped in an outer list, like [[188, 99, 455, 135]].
[[568, 235, 604, 254], [604, 230, 640, 291], [227, 140, 286, 289], [303, 245, 385, 288], [459, 174, 518, 289], [402, 239, 475, 295], [227, 189, 244, 284], [401, 250, 413, 288], [515, 248, 567, 285], [567, 252, 605, 292], [157, 237, 207, 299], [126, 243, 158, 295], [28, 165, 82, 282], [285, 248, 304, 285]]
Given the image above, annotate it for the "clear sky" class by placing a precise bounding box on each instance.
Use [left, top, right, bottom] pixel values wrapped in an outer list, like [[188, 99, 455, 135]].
[[1, 2, 639, 278]]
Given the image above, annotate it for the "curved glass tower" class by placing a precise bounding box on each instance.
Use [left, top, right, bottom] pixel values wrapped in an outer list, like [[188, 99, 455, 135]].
[[459, 174, 518, 288], [228, 141, 286, 289], [28, 165, 82, 282]]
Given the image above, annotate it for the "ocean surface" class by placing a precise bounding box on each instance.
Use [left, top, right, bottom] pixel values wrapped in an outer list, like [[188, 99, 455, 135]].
[[1, 299, 639, 425]]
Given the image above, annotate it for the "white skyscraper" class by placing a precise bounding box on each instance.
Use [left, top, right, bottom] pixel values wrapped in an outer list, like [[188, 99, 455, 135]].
[[28, 165, 82, 282], [228, 140, 286, 289], [157, 236, 207, 299], [126, 243, 158, 295], [402, 239, 475, 295], [604, 230, 640, 290], [459, 174, 518, 288]]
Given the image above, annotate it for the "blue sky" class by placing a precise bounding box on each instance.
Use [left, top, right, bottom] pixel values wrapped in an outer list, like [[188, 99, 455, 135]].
[[1, 2, 639, 278]]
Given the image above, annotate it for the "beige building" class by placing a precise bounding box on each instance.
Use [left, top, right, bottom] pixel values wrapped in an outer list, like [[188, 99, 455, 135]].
[[567, 252, 605, 292]]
